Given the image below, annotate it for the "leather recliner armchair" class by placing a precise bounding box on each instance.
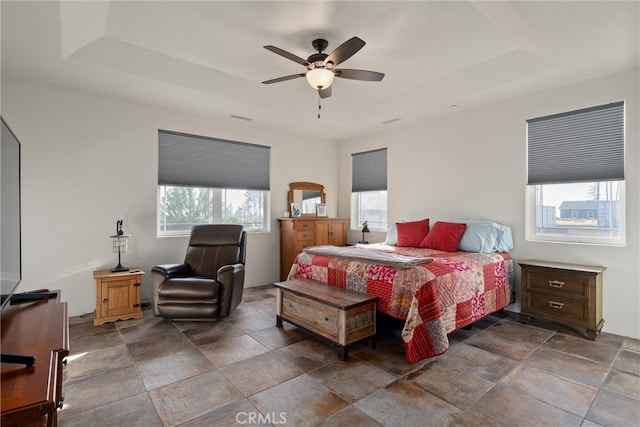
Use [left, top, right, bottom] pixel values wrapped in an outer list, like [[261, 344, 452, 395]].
[[151, 224, 246, 320]]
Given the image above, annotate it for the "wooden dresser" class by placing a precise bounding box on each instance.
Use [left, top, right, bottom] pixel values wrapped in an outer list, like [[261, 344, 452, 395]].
[[278, 217, 349, 280], [1, 292, 69, 426], [519, 260, 605, 340]]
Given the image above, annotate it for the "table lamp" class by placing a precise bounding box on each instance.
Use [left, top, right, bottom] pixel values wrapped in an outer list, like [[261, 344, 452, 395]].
[[110, 220, 130, 272], [359, 221, 370, 244]]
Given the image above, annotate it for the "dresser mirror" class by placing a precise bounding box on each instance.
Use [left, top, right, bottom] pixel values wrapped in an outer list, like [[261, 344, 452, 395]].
[[288, 182, 326, 216]]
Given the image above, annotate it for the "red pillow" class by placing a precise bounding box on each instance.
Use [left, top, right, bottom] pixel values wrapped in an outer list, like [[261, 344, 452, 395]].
[[396, 218, 430, 247], [421, 221, 466, 251]]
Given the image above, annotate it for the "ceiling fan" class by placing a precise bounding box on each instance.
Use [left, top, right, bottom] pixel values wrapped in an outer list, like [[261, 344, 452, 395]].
[[262, 36, 385, 99]]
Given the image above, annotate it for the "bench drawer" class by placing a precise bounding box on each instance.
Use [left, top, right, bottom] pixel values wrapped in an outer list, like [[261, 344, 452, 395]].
[[281, 291, 340, 341]]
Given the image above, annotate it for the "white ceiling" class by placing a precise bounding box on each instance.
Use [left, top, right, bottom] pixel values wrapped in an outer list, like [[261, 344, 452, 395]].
[[2, 1, 638, 142]]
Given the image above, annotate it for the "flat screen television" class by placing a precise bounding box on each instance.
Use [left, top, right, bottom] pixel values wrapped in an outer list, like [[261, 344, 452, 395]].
[[1, 116, 22, 311]]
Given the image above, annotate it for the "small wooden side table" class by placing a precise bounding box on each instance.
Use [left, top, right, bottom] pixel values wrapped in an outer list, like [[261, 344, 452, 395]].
[[93, 268, 144, 326]]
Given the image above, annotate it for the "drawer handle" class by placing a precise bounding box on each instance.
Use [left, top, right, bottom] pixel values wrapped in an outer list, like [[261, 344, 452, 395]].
[[303, 233, 308, 238], [548, 301, 564, 309], [303, 223, 309, 228], [548, 280, 564, 288], [324, 316, 329, 321], [102, 298, 109, 304]]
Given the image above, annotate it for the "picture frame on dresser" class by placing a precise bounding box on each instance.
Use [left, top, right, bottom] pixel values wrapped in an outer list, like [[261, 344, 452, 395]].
[[316, 203, 327, 217], [290, 203, 301, 217]]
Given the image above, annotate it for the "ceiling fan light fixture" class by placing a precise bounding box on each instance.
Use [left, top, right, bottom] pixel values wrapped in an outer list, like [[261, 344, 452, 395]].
[[306, 68, 335, 90]]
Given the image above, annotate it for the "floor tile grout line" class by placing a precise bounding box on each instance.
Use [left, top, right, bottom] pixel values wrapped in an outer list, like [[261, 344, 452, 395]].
[[495, 327, 617, 425], [426, 320, 573, 424], [118, 317, 171, 427], [145, 317, 244, 426], [58, 391, 161, 425]]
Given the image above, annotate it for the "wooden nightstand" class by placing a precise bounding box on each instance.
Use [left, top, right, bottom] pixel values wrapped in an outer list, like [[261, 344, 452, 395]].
[[93, 268, 144, 326], [519, 260, 605, 340]]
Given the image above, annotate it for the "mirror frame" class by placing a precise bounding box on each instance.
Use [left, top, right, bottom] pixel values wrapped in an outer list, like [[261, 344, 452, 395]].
[[288, 182, 326, 217]]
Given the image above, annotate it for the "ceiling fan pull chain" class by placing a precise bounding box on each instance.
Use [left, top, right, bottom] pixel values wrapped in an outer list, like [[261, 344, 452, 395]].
[[318, 95, 322, 119]]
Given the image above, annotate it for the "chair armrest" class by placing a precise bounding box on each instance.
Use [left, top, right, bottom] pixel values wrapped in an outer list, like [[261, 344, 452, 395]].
[[217, 263, 246, 318], [151, 263, 191, 278], [217, 263, 244, 284]]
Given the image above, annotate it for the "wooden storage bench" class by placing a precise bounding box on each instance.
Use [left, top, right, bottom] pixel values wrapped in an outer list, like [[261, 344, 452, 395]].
[[274, 279, 377, 361]]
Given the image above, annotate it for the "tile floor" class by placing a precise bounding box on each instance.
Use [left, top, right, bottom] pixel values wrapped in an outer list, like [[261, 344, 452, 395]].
[[59, 286, 640, 427]]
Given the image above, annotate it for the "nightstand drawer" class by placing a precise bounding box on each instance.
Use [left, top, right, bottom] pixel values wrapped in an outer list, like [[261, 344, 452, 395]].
[[526, 292, 587, 321], [525, 270, 588, 297]]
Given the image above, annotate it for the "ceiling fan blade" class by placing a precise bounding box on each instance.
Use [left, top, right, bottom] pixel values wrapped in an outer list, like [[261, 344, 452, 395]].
[[263, 45, 309, 66], [324, 36, 365, 67], [335, 69, 385, 81], [262, 73, 305, 84], [319, 86, 332, 99]]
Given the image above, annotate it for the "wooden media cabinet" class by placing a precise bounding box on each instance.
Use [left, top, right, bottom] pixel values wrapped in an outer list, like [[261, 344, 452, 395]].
[[1, 292, 69, 426]]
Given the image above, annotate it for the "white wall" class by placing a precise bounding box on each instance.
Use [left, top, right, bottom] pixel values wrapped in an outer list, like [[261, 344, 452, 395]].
[[1, 75, 339, 317], [3, 69, 638, 340], [338, 68, 640, 339]]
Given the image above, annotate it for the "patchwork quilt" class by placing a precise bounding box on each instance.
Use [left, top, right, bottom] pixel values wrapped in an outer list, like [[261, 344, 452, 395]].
[[287, 244, 514, 363]]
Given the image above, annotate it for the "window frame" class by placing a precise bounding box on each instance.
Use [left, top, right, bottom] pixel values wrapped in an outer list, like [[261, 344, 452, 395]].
[[525, 182, 626, 246], [350, 190, 388, 231], [157, 186, 270, 237]]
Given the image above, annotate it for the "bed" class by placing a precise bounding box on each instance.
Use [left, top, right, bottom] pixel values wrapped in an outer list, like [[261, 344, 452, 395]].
[[286, 219, 515, 363]]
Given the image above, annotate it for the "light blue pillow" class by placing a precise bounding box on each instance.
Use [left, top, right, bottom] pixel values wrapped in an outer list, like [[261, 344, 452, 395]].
[[458, 219, 514, 252], [458, 222, 501, 253], [495, 224, 514, 252]]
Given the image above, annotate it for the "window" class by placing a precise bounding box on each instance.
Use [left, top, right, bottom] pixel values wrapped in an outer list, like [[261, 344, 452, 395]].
[[526, 101, 625, 245], [158, 187, 267, 233], [301, 191, 321, 214], [352, 190, 388, 229], [351, 148, 387, 230], [158, 130, 270, 236]]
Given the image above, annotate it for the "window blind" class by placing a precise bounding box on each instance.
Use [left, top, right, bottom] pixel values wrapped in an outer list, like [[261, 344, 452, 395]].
[[158, 130, 270, 190], [302, 190, 320, 200], [352, 148, 387, 192], [527, 101, 624, 185]]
